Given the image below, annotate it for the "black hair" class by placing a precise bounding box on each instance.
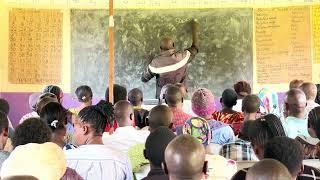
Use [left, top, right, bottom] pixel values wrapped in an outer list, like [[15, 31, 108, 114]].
[[221, 89, 238, 108], [42, 85, 63, 103], [148, 105, 172, 131], [145, 127, 176, 167], [308, 106, 320, 139], [36, 93, 58, 115], [39, 102, 67, 132], [242, 95, 260, 113], [105, 84, 127, 104], [264, 137, 304, 176], [78, 102, 114, 135], [75, 85, 93, 103], [0, 98, 10, 115], [316, 84, 320, 104], [128, 88, 143, 106], [165, 85, 183, 107], [12, 118, 51, 148], [239, 120, 254, 141], [0, 111, 9, 134], [249, 114, 286, 146]]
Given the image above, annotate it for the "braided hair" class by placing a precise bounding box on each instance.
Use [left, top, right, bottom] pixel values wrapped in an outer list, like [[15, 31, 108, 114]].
[[308, 106, 320, 139], [250, 114, 286, 146], [78, 101, 114, 135]]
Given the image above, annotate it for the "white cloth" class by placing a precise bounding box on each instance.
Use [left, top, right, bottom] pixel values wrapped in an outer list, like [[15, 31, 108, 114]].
[[232, 99, 243, 112], [182, 100, 197, 116], [19, 111, 39, 124], [102, 126, 149, 154], [65, 145, 133, 180]]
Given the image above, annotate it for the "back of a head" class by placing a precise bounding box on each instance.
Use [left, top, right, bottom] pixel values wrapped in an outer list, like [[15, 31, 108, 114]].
[[285, 88, 307, 115], [12, 118, 51, 149], [78, 103, 114, 135], [246, 159, 292, 180], [264, 137, 304, 178], [0, 111, 9, 134], [239, 120, 254, 141], [1, 176, 39, 180], [39, 102, 67, 132], [75, 85, 93, 103], [148, 105, 173, 131], [289, 79, 304, 89], [0, 98, 10, 115], [145, 127, 176, 167], [36, 93, 58, 115], [242, 94, 260, 113], [105, 84, 127, 104], [307, 106, 320, 139], [221, 89, 238, 108], [128, 88, 143, 106], [1, 142, 66, 180], [175, 83, 188, 98], [250, 114, 286, 147], [234, 81, 252, 97], [299, 82, 317, 101], [165, 85, 183, 107], [42, 85, 63, 103], [160, 37, 174, 50], [165, 134, 205, 179], [191, 88, 215, 117], [114, 100, 133, 125]]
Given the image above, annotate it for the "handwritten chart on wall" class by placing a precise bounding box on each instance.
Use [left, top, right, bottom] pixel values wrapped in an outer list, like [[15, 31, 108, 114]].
[[255, 7, 312, 84], [8, 9, 63, 84], [313, 6, 320, 64]]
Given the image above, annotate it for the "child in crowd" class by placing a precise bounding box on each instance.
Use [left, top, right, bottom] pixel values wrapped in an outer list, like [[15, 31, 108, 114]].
[[143, 127, 176, 180], [299, 82, 320, 116], [233, 81, 252, 112], [128, 88, 149, 129], [69, 85, 93, 115], [165, 85, 192, 129], [242, 94, 261, 121], [212, 89, 244, 135], [40, 102, 77, 150], [186, 88, 235, 145]]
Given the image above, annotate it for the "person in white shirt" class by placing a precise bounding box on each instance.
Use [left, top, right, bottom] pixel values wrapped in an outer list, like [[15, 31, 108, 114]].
[[103, 100, 149, 153], [65, 103, 133, 180]]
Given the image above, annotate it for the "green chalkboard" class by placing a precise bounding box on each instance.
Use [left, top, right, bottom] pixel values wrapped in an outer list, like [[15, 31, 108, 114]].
[[71, 9, 253, 99]]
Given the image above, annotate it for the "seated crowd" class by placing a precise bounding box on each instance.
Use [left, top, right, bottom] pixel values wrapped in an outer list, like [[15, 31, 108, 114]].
[[0, 80, 320, 180]]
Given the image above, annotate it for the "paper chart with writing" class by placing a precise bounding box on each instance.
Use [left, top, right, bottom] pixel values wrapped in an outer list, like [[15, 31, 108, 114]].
[[8, 9, 63, 84], [312, 5, 320, 64], [255, 6, 312, 84]]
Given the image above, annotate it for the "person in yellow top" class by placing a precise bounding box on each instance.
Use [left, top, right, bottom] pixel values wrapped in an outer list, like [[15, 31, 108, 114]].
[[69, 85, 93, 115]]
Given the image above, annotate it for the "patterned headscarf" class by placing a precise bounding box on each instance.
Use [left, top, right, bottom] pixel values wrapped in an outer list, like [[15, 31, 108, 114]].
[[182, 117, 212, 146], [258, 88, 280, 116]]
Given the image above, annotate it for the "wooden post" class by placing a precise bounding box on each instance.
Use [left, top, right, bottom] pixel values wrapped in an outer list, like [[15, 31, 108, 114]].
[[108, 0, 114, 104]]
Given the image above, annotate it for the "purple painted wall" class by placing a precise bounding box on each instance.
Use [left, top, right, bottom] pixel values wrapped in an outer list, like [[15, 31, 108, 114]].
[[0, 91, 286, 128]]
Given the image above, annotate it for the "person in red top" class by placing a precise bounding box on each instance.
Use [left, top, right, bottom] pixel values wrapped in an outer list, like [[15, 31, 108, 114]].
[[212, 89, 244, 135], [165, 85, 192, 130]]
